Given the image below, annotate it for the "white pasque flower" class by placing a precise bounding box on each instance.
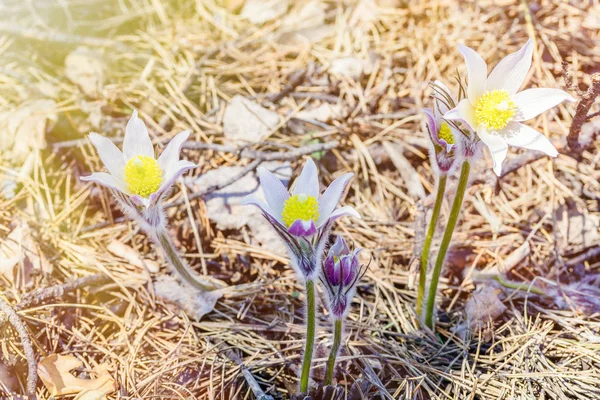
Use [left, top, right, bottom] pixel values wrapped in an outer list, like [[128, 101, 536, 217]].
[[243, 158, 359, 238], [444, 39, 576, 175], [81, 110, 197, 207], [242, 158, 360, 279]]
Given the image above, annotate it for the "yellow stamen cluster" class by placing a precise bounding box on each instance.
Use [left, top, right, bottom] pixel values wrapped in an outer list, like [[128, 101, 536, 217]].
[[438, 122, 455, 145], [124, 155, 162, 198], [475, 89, 516, 130], [281, 194, 320, 227]]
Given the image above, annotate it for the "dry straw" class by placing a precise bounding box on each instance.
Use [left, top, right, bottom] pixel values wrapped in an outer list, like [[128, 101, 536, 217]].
[[0, 0, 599, 399]]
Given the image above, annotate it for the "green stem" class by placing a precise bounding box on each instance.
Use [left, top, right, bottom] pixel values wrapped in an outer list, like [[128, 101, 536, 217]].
[[425, 161, 471, 328], [300, 279, 316, 393], [493, 275, 545, 295], [155, 228, 213, 292], [416, 175, 447, 316], [324, 318, 342, 386]]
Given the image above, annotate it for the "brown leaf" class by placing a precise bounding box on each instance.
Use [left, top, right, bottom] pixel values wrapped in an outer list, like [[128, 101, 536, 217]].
[[223, 96, 280, 144], [555, 204, 600, 252], [37, 354, 115, 399], [65, 47, 105, 98], [107, 240, 160, 273], [154, 275, 223, 321], [241, 0, 289, 24], [465, 286, 507, 332], [0, 220, 52, 286]]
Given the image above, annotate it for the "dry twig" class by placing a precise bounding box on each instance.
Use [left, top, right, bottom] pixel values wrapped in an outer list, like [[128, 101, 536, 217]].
[[562, 62, 600, 152], [0, 297, 37, 400]]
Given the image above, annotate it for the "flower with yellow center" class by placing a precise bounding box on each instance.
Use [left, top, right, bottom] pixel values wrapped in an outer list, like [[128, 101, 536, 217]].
[[444, 39, 575, 176], [282, 194, 320, 227], [474, 90, 516, 130], [81, 110, 197, 207], [124, 155, 163, 197], [243, 159, 360, 239], [437, 122, 455, 145], [424, 80, 458, 174]]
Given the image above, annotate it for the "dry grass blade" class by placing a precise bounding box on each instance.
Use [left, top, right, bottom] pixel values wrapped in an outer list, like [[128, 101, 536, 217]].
[[0, 0, 599, 399]]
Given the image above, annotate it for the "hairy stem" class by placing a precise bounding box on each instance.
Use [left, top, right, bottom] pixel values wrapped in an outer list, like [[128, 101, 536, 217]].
[[154, 228, 214, 292], [416, 175, 447, 316], [425, 161, 471, 328], [324, 318, 343, 386], [300, 279, 316, 393]]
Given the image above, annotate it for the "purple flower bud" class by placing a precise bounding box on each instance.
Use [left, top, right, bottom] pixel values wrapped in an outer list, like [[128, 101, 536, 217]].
[[321, 235, 365, 318], [330, 296, 348, 318]]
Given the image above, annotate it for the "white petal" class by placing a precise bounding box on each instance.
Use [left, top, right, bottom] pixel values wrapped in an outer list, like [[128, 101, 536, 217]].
[[328, 206, 361, 223], [444, 99, 477, 130], [505, 122, 558, 157], [241, 195, 286, 231], [477, 128, 508, 176], [123, 110, 155, 160], [513, 88, 576, 121], [80, 172, 130, 194], [329, 235, 349, 257], [423, 108, 437, 136], [159, 160, 197, 197], [292, 158, 319, 197], [258, 166, 289, 217], [316, 173, 354, 226], [487, 39, 533, 94], [158, 130, 191, 172], [88, 133, 126, 180], [459, 44, 487, 104]]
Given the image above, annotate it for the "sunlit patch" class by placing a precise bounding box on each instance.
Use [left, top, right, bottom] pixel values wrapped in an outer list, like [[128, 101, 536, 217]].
[[438, 122, 455, 145], [281, 194, 319, 227], [475, 89, 516, 130], [124, 155, 162, 197]]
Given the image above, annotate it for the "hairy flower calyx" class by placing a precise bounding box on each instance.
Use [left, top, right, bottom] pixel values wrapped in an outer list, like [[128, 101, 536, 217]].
[[124, 155, 163, 197], [475, 89, 516, 130], [281, 194, 319, 227]]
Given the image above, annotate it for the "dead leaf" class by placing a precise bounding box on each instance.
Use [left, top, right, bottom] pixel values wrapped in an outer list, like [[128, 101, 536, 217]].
[[0, 220, 52, 286], [295, 103, 342, 122], [465, 286, 507, 332], [65, 47, 105, 98], [0, 362, 17, 392], [241, 0, 289, 24], [583, 5, 600, 29], [218, 0, 245, 12], [381, 141, 425, 200], [0, 99, 56, 160], [472, 193, 503, 234], [329, 57, 366, 80], [278, 1, 334, 45], [37, 354, 115, 399], [107, 240, 160, 273], [349, 0, 379, 27], [154, 275, 222, 320], [555, 204, 600, 252], [0, 99, 57, 198], [223, 95, 280, 144]]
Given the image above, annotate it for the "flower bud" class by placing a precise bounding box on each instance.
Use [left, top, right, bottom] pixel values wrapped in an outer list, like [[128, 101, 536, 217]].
[[321, 236, 364, 318], [423, 82, 461, 175]]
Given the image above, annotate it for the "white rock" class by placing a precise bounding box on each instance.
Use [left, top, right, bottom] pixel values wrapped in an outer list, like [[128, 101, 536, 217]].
[[223, 95, 280, 143], [241, 0, 289, 24]]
